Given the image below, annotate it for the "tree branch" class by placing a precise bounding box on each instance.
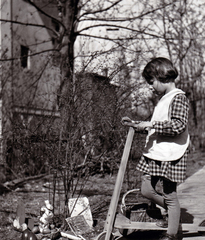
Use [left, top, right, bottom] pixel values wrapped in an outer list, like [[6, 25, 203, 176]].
[[78, 30, 167, 41], [79, 0, 123, 18], [24, 0, 66, 34], [0, 49, 59, 62], [0, 18, 56, 32], [78, 2, 174, 23]]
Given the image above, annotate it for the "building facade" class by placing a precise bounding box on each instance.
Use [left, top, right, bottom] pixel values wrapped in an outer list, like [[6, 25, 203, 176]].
[[0, 0, 61, 165], [0, 0, 119, 172]]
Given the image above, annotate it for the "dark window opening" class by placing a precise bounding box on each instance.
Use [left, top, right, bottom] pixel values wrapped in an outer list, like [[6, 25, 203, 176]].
[[21, 45, 29, 68]]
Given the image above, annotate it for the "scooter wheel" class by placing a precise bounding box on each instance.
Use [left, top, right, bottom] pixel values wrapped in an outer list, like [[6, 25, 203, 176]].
[[96, 231, 115, 240]]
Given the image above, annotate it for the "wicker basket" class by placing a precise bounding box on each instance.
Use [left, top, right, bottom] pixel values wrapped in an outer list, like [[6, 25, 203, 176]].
[[119, 189, 163, 236]]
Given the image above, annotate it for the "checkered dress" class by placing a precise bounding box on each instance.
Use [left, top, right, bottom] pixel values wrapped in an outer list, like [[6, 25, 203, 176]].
[[136, 94, 189, 183]]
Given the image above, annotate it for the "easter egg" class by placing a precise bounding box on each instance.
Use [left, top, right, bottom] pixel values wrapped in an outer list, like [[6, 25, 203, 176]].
[[22, 229, 37, 240], [32, 226, 40, 234]]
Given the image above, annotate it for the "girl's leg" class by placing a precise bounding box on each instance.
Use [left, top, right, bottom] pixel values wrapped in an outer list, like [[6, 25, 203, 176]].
[[141, 174, 166, 208], [162, 178, 180, 235]]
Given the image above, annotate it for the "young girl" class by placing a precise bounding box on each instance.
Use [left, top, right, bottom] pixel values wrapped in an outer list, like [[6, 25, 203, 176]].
[[122, 57, 189, 240]]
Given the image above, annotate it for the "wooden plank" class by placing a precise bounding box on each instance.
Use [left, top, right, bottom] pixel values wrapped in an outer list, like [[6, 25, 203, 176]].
[[16, 201, 25, 225], [177, 166, 205, 236], [103, 127, 135, 240], [198, 225, 205, 232], [115, 220, 201, 232], [114, 213, 205, 232]]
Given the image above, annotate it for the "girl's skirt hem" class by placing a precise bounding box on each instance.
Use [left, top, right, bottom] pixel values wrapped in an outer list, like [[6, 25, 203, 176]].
[[136, 150, 188, 183]]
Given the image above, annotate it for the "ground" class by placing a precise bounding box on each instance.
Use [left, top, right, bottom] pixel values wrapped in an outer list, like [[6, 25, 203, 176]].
[[0, 150, 204, 240]]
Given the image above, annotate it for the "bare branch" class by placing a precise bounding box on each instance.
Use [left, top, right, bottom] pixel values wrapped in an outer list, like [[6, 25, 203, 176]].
[[0, 49, 59, 62], [79, 0, 123, 18], [0, 18, 59, 37], [76, 45, 122, 71], [109, 58, 137, 80], [24, 0, 66, 33], [78, 2, 174, 22], [78, 29, 168, 41]]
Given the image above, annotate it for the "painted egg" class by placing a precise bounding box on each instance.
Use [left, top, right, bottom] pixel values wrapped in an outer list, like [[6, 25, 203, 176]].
[[22, 229, 37, 240]]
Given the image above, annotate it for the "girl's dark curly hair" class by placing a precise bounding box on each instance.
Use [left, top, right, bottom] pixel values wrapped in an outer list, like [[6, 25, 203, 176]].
[[142, 57, 178, 84]]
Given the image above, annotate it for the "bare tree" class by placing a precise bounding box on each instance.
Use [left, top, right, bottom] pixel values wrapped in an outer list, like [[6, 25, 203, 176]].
[[144, 0, 205, 145], [2, 0, 205, 214]]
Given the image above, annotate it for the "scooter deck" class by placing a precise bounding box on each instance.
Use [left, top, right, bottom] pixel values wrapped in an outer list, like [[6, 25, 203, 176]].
[[114, 213, 205, 232]]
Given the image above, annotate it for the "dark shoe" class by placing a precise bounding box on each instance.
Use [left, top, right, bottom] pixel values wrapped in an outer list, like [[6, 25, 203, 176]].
[[159, 233, 178, 240], [156, 215, 168, 228]]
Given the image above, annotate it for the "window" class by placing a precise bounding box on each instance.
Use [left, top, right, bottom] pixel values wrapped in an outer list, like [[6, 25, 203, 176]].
[[21, 45, 30, 69]]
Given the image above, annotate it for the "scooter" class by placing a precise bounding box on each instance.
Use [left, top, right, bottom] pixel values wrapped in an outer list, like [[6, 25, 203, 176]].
[[96, 127, 205, 240]]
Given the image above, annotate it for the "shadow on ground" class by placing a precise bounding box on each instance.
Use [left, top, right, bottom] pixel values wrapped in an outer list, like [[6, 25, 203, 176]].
[[181, 208, 194, 223], [116, 230, 164, 240]]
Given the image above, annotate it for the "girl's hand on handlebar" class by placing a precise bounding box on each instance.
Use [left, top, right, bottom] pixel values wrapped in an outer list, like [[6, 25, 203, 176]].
[[121, 117, 153, 133], [121, 116, 132, 126], [121, 116, 141, 127], [136, 121, 153, 131]]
